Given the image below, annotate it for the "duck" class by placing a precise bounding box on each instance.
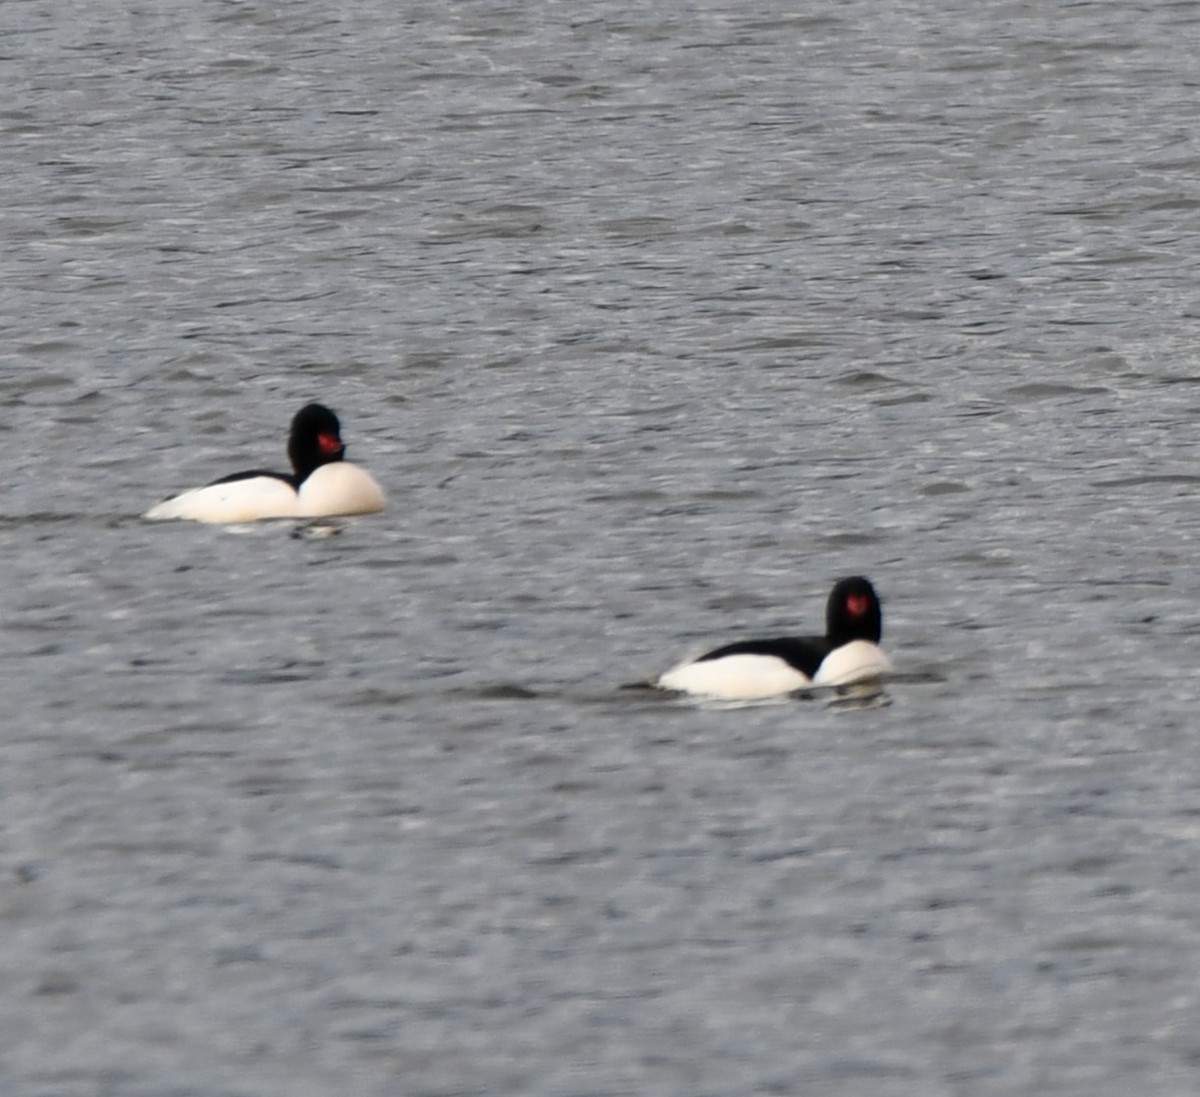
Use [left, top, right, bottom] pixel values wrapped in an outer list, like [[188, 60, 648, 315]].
[[144, 402, 386, 523], [655, 576, 892, 699]]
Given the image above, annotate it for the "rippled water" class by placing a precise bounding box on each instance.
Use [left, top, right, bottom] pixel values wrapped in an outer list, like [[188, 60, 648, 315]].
[[5, 1, 1200, 1094]]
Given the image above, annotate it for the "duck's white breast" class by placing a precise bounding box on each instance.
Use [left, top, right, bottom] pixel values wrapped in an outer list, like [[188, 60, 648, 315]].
[[812, 640, 892, 686], [657, 653, 811, 700], [295, 462, 386, 517], [143, 476, 300, 524]]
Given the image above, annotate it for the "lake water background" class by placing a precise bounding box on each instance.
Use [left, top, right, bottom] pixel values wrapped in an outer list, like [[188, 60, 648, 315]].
[[4, 1, 1200, 1094]]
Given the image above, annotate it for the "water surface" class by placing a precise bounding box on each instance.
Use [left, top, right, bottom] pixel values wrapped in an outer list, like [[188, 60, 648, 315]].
[[4, 1, 1200, 1094]]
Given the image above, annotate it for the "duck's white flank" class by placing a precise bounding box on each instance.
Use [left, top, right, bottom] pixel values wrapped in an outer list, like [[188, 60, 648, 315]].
[[656, 653, 811, 700], [144, 463, 386, 524], [143, 477, 299, 524]]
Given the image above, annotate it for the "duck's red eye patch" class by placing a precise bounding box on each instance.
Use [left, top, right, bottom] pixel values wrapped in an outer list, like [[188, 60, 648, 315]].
[[846, 593, 870, 617], [317, 432, 343, 456]]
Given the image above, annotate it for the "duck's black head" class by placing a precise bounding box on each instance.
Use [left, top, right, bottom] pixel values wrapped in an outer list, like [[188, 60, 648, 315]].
[[288, 403, 345, 484], [825, 576, 883, 646]]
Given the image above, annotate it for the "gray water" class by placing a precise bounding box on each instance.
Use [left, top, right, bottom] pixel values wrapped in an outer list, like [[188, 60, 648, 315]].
[[4, 1, 1200, 1094]]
